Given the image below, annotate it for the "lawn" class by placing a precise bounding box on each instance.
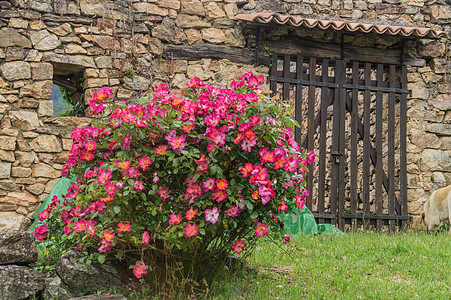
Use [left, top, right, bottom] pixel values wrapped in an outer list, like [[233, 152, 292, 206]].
[[209, 230, 451, 299]]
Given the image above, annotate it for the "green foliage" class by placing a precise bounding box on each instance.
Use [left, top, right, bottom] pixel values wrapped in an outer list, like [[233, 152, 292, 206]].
[[58, 75, 86, 117], [31, 237, 67, 272], [124, 67, 136, 78], [37, 74, 311, 297]]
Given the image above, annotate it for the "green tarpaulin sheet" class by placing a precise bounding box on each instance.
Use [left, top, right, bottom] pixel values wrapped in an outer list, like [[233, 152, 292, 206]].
[[282, 207, 344, 236], [28, 176, 77, 232]]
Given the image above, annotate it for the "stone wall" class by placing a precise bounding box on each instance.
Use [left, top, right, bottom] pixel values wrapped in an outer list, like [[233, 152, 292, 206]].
[[0, 0, 450, 231]]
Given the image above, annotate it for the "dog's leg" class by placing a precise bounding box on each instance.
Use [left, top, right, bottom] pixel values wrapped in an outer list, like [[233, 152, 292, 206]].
[[448, 195, 451, 236]]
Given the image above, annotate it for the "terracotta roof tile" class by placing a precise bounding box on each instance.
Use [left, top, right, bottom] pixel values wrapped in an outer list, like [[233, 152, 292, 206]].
[[235, 13, 447, 39]]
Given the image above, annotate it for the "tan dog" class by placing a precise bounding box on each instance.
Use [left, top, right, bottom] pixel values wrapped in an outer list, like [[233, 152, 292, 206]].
[[420, 184, 451, 235]]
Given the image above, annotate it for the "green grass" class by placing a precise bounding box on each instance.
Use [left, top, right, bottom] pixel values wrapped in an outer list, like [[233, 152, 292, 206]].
[[209, 230, 451, 300], [35, 230, 450, 299]]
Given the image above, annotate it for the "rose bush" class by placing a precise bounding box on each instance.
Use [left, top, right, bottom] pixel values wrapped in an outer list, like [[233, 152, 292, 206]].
[[35, 73, 314, 284]]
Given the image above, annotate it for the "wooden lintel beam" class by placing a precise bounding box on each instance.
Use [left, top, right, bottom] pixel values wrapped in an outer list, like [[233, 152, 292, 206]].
[[53, 76, 78, 92], [262, 38, 425, 67], [162, 44, 271, 66]]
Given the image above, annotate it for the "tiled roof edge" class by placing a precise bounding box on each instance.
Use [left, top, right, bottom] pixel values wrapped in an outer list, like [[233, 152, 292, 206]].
[[235, 13, 448, 39]]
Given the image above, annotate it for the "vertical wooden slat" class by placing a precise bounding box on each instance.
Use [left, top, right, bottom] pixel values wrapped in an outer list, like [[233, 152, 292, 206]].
[[375, 64, 384, 232], [318, 58, 329, 224], [363, 63, 371, 230], [338, 60, 347, 231], [388, 65, 396, 231], [283, 54, 291, 101], [306, 57, 316, 211], [295, 56, 304, 147], [270, 52, 277, 95], [350, 62, 359, 227], [400, 65, 408, 229], [329, 60, 341, 227]]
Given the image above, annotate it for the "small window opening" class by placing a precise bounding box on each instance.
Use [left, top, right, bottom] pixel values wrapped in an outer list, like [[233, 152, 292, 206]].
[[52, 73, 85, 117]]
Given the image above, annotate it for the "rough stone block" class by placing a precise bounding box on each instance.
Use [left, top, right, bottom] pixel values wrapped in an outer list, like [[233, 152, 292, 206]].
[[0, 128, 18, 138], [175, 14, 211, 28], [0, 150, 14, 162], [43, 53, 96, 69], [133, 2, 168, 15], [30, 135, 62, 153], [0, 265, 44, 298], [159, 0, 180, 10], [0, 212, 31, 233], [95, 56, 113, 69], [84, 78, 109, 88], [185, 28, 202, 45], [8, 18, 28, 29], [17, 139, 32, 151], [30, 30, 61, 51], [31, 62, 53, 80], [0, 163, 11, 179], [26, 183, 46, 195], [5, 47, 27, 61], [16, 151, 37, 168], [32, 163, 61, 178], [20, 80, 53, 99], [201, 28, 225, 44], [25, 49, 43, 62], [418, 43, 445, 58], [153, 17, 189, 43], [56, 249, 130, 295], [420, 149, 451, 172], [1, 192, 38, 206], [0, 28, 32, 48], [9, 111, 40, 131], [0, 232, 38, 265], [122, 76, 151, 91], [429, 94, 451, 111], [204, 2, 226, 19], [426, 123, 451, 136], [11, 167, 32, 178], [181, 0, 205, 16], [20, 99, 40, 109], [0, 61, 31, 81], [65, 43, 87, 54], [38, 101, 54, 117], [0, 136, 16, 151], [48, 23, 72, 36]]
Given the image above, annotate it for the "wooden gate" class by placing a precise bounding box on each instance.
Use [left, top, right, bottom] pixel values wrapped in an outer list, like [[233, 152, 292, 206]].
[[269, 54, 412, 231]]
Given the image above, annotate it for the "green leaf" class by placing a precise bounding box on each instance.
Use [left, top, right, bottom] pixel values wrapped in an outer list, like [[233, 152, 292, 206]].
[[199, 228, 206, 235], [193, 173, 201, 182], [113, 206, 121, 214], [210, 165, 217, 175], [138, 96, 149, 105], [86, 259, 92, 267], [115, 251, 124, 260], [98, 254, 106, 264], [250, 211, 258, 219], [246, 202, 254, 211]]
